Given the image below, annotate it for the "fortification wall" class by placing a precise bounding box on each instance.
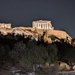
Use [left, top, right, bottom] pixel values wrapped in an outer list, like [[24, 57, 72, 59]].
[[47, 30, 72, 39], [32, 29, 72, 43], [46, 30, 72, 43], [0, 26, 72, 43]]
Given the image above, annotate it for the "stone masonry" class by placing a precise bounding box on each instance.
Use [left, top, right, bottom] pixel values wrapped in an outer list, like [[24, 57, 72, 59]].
[[32, 20, 54, 30], [0, 23, 11, 28]]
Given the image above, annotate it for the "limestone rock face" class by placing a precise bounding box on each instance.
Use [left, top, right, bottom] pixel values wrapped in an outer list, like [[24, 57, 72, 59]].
[[0, 28, 7, 35], [35, 29, 72, 43], [47, 30, 72, 43], [0, 27, 72, 43], [58, 61, 70, 70], [12, 29, 25, 35], [12, 27, 38, 41]]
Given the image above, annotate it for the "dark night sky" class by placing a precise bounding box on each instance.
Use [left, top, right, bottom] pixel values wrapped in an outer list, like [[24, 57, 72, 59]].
[[0, 0, 75, 38]]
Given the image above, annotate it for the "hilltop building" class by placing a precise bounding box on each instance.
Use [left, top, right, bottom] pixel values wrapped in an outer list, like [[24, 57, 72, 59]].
[[32, 20, 54, 30], [0, 21, 72, 44], [0, 23, 11, 28]]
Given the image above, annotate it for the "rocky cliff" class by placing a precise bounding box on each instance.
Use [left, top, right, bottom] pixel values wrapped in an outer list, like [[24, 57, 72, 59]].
[[0, 27, 72, 43]]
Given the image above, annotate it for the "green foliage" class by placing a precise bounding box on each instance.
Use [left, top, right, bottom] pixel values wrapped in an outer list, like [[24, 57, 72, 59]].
[[47, 44, 58, 64], [0, 46, 5, 59], [35, 68, 43, 74], [20, 40, 48, 67], [3, 45, 10, 61], [0, 45, 11, 65], [9, 41, 26, 61], [63, 46, 75, 70], [35, 29, 37, 33], [56, 40, 75, 70], [34, 28, 37, 33], [27, 40, 37, 48], [9, 40, 58, 68]]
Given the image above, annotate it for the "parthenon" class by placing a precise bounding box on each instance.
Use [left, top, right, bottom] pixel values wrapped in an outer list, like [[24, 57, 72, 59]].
[[32, 20, 54, 30]]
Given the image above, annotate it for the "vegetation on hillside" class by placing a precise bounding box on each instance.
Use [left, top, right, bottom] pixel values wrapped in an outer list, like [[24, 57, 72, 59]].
[[0, 31, 75, 72]]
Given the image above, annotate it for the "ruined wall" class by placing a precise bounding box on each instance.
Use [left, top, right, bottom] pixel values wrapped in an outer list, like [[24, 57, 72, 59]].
[[47, 30, 71, 39], [46, 30, 72, 43], [13, 27, 72, 43], [0, 26, 72, 43], [0, 23, 11, 28]]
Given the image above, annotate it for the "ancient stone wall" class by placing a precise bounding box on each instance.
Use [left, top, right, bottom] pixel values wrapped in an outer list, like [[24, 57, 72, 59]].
[[0, 23, 11, 28], [46, 30, 72, 43], [32, 29, 72, 43], [0, 25, 72, 44]]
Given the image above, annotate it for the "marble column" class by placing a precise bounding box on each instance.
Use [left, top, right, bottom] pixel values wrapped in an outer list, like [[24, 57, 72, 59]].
[[45, 24, 46, 29], [39, 24, 40, 29], [41, 24, 42, 29], [46, 25, 47, 29], [47, 24, 48, 29], [40, 24, 41, 29], [38, 24, 39, 28], [46, 24, 47, 29], [39, 24, 40, 28], [43, 24, 44, 29], [48, 24, 49, 29], [47, 24, 49, 29], [44, 24, 45, 29], [37, 24, 39, 28], [39, 24, 41, 29]]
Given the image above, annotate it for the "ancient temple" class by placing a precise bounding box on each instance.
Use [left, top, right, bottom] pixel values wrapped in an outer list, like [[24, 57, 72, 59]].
[[0, 23, 11, 28], [32, 20, 54, 30]]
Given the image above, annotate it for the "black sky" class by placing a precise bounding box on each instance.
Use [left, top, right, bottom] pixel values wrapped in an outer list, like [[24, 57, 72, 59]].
[[0, 0, 75, 38]]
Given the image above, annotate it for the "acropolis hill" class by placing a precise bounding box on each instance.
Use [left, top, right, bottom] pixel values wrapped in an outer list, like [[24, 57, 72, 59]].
[[0, 20, 72, 43]]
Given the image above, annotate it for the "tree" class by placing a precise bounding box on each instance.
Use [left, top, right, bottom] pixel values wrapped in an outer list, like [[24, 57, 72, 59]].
[[65, 46, 75, 70], [71, 38, 75, 46], [55, 40, 75, 70], [9, 40, 58, 71], [47, 44, 58, 64], [3, 45, 10, 62], [9, 41, 26, 63], [0, 45, 5, 65], [0, 45, 5, 60], [20, 46, 46, 67], [9, 40, 49, 67], [20, 40, 49, 67]]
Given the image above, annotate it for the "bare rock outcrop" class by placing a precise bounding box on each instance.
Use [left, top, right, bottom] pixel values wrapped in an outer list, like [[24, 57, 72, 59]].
[[0, 27, 72, 43]]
